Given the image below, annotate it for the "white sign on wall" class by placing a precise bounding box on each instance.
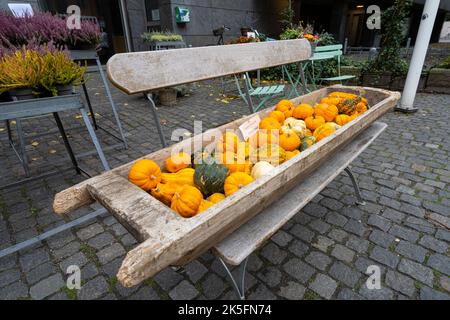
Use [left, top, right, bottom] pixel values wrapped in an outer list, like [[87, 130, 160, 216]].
[[8, 3, 34, 17]]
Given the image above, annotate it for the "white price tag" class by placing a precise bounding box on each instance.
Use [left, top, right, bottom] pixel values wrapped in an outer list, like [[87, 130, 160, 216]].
[[239, 115, 261, 141]]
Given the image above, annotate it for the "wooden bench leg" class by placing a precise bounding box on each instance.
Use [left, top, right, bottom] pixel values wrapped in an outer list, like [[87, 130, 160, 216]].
[[218, 257, 248, 300], [345, 167, 366, 206]]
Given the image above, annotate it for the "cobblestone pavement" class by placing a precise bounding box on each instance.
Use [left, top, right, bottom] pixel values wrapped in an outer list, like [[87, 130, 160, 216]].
[[0, 72, 449, 300]]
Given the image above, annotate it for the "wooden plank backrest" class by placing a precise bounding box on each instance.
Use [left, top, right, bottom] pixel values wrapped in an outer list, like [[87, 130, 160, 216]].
[[106, 39, 311, 95]]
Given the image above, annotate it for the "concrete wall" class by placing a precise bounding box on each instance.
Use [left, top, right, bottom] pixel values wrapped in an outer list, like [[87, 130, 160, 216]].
[[124, 0, 148, 51], [162, 0, 283, 47]]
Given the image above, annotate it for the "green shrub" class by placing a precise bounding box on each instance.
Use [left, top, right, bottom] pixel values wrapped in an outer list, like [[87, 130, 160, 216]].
[[141, 31, 183, 42]]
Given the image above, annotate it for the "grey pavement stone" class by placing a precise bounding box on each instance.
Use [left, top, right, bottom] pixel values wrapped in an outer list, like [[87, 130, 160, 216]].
[[25, 262, 57, 285], [395, 241, 428, 263], [343, 219, 367, 237], [19, 248, 50, 272], [201, 273, 226, 299], [305, 251, 332, 271], [0, 255, 16, 273], [110, 224, 128, 237], [121, 234, 137, 247], [78, 276, 109, 300], [337, 288, 365, 300], [260, 242, 287, 265], [389, 225, 420, 243], [288, 239, 309, 258], [154, 267, 184, 291], [289, 224, 315, 242], [271, 230, 293, 247], [398, 259, 434, 286], [87, 232, 116, 250], [0, 269, 21, 288], [76, 223, 104, 241], [440, 276, 450, 293], [278, 281, 306, 300], [169, 280, 199, 300], [0, 281, 28, 300], [30, 273, 64, 300], [247, 254, 263, 272], [302, 203, 328, 218], [369, 229, 396, 248], [346, 236, 370, 254], [329, 261, 361, 287], [359, 285, 394, 300], [59, 252, 88, 271], [115, 282, 139, 298], [256, 266, 282, 288], [427, 254, 450, 276], [385, 270, 416, 297], [368, 214, 392, 232], [81, 263, 99, 282], [308, 219, 331, 234], [331, 244, 355, 263], [369, 246, 400, 269], [97, 243, 126, 265], [328, 228, 349, 242], [326, 212, 348, 227], [436, 229, 450, 242], [309, 274, 337, 300], [101, 258, 122, 278], [52, 241, 80, 260], [283, 258, 315, 284], [311, 235, 335, 253], [248, 284, 276, 300], [382, 208, 406, 223], [128, 286, 160, 300], [419, 286, 450, 300], [184, 260, 208, 283]]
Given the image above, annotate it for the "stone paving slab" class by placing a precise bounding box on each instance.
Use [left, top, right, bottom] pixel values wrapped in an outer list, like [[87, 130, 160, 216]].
[[0, 73, 449, 300]]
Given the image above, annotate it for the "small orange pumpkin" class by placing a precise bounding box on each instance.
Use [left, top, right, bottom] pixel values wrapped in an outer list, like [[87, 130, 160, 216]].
[[279, 130, 301, 151], [171, 185, 204, 218], [305, 115, 326, 131], [151, 182, 183, 206], [313, 123, 336, 142], [269, 110, 285, 124], [356, 102, 367, 114], [249, 130, 279, 148], [335, 114, 351, 126], [285, 150, 300, 161], [128, 159, 162, 191], [197, 200, 214, 214], [259, 117, 282, 132], [165, 152, 191, 173], [349, 112, 359, 121], [314, 103, 338, 122], [218, 132, 240, 153], [275, 99, 294, 113], [207, 193, 226, 204], [292, 103, 314, 120], [224, 172, 254, 197]]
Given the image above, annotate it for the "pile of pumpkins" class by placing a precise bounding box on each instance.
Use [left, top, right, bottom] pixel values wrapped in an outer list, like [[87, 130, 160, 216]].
[[128, 91, 368, 218]]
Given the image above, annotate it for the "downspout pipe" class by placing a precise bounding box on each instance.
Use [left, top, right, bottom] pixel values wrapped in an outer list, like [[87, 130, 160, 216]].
[[119, 0, 134, 52]]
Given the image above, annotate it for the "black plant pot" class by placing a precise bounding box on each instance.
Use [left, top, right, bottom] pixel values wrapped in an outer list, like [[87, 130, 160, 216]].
[[57, 85, 74, 96], [9, 88, 36, 101]]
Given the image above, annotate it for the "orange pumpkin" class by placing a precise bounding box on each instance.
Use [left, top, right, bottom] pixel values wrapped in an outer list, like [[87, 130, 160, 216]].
[[314, 103, 338, 122], [249, 130, 279, 148], [224, 172, 254, 197], [321, 97, 342, 106], [197, 200, 214, 214], [151, 182, 182, 206], [207, 193, 226, 204], [349, 112, 359, 121], [259, 117, 281, 132], [165, 152, 191, 173], [269, 110, 285, 123], [334, 114, 351, 126], [313, 123, 336, 142], [275, 99, 294, 113], [285, 150, 300, 161], [279, 130, 301, 151], [171, 185, 203, 218], [283, 108, 294, 119], [216, 151, 236, 165], [292, 103, 314, 120], [305, 115, 326, 131], [128, 159, 162, 191], [218, 131, 240, 153], [356, 102, 367, 114]]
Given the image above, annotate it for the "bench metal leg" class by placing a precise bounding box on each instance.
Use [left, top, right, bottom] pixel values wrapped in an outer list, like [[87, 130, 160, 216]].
[[147, 94, 167, 148], [82, 82, 98, 130], [80, 107, 110, 171], [96, 57, 128, 149], [14, 118, 30, 177], [53, 112, 81, 175], [243, 75, 255, 114], [219, 257, 248, 300], [345, 167, 366, 206]]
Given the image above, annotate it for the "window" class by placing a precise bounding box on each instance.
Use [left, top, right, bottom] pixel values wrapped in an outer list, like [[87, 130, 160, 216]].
[[145, 0, 160, 22]]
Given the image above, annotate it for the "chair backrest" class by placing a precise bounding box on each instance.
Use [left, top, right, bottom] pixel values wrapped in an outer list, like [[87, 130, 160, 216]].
[[107, 39, 311, 94], [312, 44, 343, 60]]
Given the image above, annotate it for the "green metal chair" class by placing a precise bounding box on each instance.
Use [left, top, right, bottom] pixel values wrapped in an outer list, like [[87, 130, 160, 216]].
[[234, 72, 285, 113], [308, 44, 355, 89]]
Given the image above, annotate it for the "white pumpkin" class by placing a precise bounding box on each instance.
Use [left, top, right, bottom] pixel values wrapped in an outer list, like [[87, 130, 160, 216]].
[[251, 161, 275, 180], [282, 117, 307, 138]]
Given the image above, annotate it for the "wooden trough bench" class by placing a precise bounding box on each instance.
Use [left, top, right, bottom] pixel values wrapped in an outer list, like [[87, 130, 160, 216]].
[[53, 39, 401, 297]]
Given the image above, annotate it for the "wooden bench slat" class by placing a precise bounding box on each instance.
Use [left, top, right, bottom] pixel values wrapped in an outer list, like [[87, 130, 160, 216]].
[[213, 122, 387, 265], [106, 39, 311, 95]]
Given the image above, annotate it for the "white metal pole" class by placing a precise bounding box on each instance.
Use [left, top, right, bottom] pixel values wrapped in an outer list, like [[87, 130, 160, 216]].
[[119, 0, 134, 52], [398, 0, 440, 112]]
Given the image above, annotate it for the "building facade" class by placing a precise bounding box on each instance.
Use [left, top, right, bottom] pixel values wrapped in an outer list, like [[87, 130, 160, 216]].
[[0, 0, 448, 53]]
